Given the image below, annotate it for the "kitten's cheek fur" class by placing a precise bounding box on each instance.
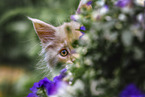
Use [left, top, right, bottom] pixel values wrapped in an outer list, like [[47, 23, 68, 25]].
[[72, 53, 80, 59], [58, 55, 73, 64]]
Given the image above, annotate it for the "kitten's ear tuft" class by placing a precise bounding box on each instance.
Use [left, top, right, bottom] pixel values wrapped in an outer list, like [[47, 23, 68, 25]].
[[28, 17, 56, 43]]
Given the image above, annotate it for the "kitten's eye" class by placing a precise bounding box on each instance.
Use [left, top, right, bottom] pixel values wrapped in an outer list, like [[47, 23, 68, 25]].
[[60, 49, 68, 57]]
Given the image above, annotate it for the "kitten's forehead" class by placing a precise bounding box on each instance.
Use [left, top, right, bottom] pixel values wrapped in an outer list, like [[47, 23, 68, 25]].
[[56, 21, 81, 44], [44, 39, 69, 51], [56, 40, 70, 51]]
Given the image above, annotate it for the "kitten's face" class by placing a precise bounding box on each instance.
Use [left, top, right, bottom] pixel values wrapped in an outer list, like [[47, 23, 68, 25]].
[[29, 18, 82, 66]]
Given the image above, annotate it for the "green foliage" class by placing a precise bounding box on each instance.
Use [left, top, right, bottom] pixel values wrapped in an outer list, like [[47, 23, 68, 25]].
[[70, 0, 145, 97]]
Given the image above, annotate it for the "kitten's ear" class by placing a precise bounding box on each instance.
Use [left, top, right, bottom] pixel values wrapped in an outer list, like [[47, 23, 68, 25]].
[[76, 0, 92, 14], [28, 17, 56, 44]]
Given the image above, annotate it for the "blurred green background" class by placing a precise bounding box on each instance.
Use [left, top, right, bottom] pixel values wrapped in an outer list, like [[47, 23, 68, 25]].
[[0, 0, 79, 97]]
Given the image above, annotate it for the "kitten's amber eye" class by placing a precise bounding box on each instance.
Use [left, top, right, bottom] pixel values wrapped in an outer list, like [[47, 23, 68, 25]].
[[60, 49, 68, 57]]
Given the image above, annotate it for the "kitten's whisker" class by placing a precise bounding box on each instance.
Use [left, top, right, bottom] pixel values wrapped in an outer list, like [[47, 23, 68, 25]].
[[56, 18, 62, 26]]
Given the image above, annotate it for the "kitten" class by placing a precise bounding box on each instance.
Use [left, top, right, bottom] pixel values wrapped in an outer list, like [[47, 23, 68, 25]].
[[28, 0, 91, 67], [28, 17, 82, 67]]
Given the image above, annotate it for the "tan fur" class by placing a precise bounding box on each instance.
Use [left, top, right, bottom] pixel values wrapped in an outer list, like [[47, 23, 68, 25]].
[[29, 17, 81, 67]]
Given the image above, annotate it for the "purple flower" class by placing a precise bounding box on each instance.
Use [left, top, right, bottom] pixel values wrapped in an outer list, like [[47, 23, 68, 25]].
[[115, 0, 131, 8], [27, 93, 38, 97], [80, 26, 86, 31], [79, 26, 86, 39], [79, 32, 85, 39], [100, 5, 109, 15], [119, 84, 145, 97], [27, 69, 67, 97], [104, 5, 109, 9], [30, 82, 39, 94], [61, 68, 67, 74], [38, 77, 52, 88], [71, 15, 77, 21], [46, 69, 67, 95], [70, 15, 80, 21], [86, 1, 92, 6], [59, 68, 67, 79]]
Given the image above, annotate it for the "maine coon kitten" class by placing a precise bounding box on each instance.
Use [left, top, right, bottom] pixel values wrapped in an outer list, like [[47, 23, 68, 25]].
[[28, 17, 82, 67], [28, 0, 90, 67]]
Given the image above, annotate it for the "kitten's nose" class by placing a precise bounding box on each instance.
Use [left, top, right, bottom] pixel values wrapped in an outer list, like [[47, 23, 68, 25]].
[[66, 56, 75, 64]]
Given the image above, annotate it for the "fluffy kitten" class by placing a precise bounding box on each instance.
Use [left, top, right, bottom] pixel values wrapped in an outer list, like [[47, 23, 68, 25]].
[[29, 0, 91, 67], [28, 17, 82, 67]]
